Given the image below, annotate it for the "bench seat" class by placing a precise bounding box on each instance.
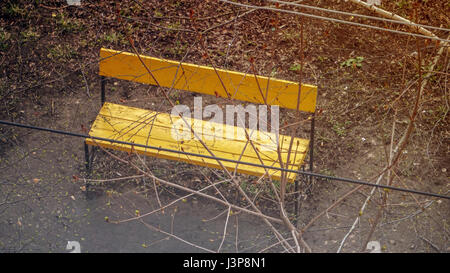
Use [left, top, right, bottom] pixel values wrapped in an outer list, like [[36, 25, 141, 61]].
[[86, 102, 309, 181]]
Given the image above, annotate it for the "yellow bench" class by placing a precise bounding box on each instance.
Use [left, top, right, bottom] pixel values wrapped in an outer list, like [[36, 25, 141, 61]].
[[84, 48, 317, 182]]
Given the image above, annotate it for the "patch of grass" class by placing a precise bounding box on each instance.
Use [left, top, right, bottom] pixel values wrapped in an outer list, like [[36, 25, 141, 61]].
[[20, 28, 40, 42], [289, 63, 302, 71], [260, 179, 280, 199], [317, 56, 329, 62], [331, 120, 351, 137], [168, 40, 187, 57], [55, 13, 84, 34], [0, 28, 11, 51], [102, 32, 126, 45], [170, 90, 180, 101], [240, 179, 258, 195], [0, 78, 11, 102], [170, 0, 183, 8], [396, 0, 412, 9], [166, 21, 181, 31], [341, 56, 364, 68], [317, 134, 333, 144], [47, 44, 78, 62], [154, 10, 163, 18], [321, 169, 335, 177], [2, 2, 26, 18], [429, 105, 449, 124], [280, 29, 300, 42], [246, 40, 257, 47]]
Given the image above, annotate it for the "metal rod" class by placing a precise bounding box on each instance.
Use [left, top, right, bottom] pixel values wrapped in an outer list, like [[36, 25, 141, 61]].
[[84, 141, 90, 197], [309, 112, 315, 185], [294, 178, 298, 226], [0, 119, 449, 200], [84, 141, 90, 172], [101, 76, 106, 106]]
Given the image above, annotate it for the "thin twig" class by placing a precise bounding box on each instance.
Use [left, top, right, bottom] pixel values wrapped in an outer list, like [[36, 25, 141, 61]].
[[217, 206, 231, 252]]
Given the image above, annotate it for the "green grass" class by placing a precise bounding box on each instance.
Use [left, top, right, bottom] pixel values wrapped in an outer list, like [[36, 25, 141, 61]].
[[56, 13, 84, 34], [47, 45, 78, 62], [240, 179, 258, 195], [332, 120, 352, 137], [20, 28, 40, 42], [396, 0, 412, 9], [289, 63, 302, 71], [168, 40, 187, 57], [2, 2, 26, 18], [317, 56, 329, 62], [341, 56, 364, 68], [0, 28, 11, 51], [102, 32, 127, 45]]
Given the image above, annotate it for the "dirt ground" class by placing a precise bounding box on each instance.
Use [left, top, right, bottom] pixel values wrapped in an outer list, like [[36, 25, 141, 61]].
[[0, 0, 448, 253]]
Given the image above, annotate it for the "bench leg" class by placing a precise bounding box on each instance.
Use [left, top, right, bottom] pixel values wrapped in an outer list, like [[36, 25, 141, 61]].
[[84, 141, 99, 198], [294, 165, 307, 227], [294, 178, 299, 226], [84, 141, 90, 173], [84, 141, 91, 198], [309, 113, 315, 185], [101, 75, 106, 106]]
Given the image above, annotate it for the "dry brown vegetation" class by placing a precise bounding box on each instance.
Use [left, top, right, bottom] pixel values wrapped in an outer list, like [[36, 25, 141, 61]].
[[0, 0, 448, 253]]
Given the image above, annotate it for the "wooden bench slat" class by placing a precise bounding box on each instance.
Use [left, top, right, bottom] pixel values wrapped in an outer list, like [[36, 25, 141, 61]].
[[99, 48, 318, 112], [87, 103, 309, 181], [95, 102, 305, 157]]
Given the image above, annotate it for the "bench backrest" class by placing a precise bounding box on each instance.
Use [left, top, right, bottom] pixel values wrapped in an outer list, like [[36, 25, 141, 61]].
[[99, 48, 317, 112]]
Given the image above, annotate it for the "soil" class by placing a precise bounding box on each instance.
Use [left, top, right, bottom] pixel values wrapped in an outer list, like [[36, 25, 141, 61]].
[[0, 0, 448, 253]]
